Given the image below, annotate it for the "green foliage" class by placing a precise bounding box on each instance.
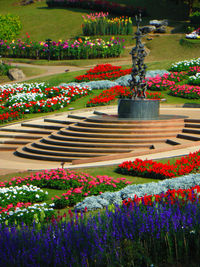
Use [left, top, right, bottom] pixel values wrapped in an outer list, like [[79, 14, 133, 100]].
[[0, 14, 22, 41], [0, 62, 12, 76], [190, 11, 200, 24], [82, 14, 133, 36]]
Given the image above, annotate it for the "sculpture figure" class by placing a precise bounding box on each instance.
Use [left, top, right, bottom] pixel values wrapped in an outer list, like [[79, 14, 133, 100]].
[[129, 13, 147, 99]]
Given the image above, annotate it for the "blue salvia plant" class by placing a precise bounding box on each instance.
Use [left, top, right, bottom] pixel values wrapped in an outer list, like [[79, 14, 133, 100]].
[[0, 197, 200, 266]]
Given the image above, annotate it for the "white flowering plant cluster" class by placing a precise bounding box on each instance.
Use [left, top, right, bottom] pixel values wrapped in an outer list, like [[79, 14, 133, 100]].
[[169, 58, 200, 72], [0, 184, 56, 225], [0, 185, 48, 207], [188, 73, 200, 85], [186, 28, 200, 39], [0, 82, 91, 117], [1, 203, 55, 225]]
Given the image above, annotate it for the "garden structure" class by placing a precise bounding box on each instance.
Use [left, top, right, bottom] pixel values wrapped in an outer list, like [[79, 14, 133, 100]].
[[5, 15, 200, 165]]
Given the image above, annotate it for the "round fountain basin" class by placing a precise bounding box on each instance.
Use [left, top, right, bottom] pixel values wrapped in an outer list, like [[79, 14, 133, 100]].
[[118, 99, 160, 120]]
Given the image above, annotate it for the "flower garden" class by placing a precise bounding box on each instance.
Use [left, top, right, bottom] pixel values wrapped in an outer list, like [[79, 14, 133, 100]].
[[0, 36, 124, 60], [1, 15, 200, 262], [0, 147, 200, 265]]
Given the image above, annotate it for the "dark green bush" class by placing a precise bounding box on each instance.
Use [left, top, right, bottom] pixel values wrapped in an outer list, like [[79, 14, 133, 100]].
[[190, 11, 200, 25], [0, 14, 22, 41], [0, 62, 12, 76]]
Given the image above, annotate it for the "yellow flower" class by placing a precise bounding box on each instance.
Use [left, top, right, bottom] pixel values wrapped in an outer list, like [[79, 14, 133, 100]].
[[59, 39, 62, 42]]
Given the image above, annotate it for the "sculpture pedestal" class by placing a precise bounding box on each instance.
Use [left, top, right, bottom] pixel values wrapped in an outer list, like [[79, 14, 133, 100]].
[[118, 99, 160, 119]]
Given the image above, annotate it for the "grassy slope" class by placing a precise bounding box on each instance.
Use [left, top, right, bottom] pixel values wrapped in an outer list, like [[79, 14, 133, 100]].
[[0, 0, 84, 41]]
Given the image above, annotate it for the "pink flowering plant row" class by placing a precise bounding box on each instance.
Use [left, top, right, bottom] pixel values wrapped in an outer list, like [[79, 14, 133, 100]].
[[168, 84, 200, 99], [0, 35, 124, 60], [0, 82, 91, 123], [1, 168, 131, 209]]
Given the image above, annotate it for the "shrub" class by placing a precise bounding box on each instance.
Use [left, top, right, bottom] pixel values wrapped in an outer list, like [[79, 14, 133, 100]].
[[46, 0, 146, 17], [190, 11, 200, 25], [0, 62, 12, 76], [0, 14, 22, 41]]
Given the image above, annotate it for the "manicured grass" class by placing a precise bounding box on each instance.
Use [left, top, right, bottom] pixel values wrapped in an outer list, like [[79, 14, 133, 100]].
[[0, 0, 84, 41], [146, 34, 200, 63]]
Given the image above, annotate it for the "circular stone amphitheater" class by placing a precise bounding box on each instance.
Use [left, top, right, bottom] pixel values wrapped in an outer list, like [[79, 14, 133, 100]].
[[0, 105, 200, 172]]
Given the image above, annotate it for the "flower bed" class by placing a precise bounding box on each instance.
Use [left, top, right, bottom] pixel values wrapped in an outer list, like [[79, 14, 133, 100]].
[[116, 150, 200, 179], [0, 83, 91, 123], [0, 202, 55, 225], [0, 168, 131, 209], [123, 185, 200, 206], [168, 84, 200, 99], [82, 12, 133, 36], [169, 58, 200, 72], [147, 74, 176, 91], [75, 63, 131, 82], [188, 72, 200, 85], [0, 37, 124, 60], [1, 191, 200, 266], [0, 185, 48, 207], [86, 85, 164, 107]]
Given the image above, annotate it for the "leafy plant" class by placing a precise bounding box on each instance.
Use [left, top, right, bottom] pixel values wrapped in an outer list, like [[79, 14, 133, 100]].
[[0, 14, 22, 41]]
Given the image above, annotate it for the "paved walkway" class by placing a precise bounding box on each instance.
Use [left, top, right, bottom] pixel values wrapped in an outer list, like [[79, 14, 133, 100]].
[[0, 105, 199, 176]]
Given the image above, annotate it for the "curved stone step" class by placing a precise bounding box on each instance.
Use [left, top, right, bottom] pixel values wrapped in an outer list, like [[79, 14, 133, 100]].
[[50, 132, 167, 143], [184, 123, 200, 129], [0, 132, 43, 139], [15, 147, 85, 162], [183, 129, 200, 135], [44, 118, 75, 125], [19, 143, 109, 157], [78, 120, 185, 129], [177, 133, 200, 141], [68, 124, 183, 134], [21, 122, 67, 130], [41, 136, 153, 148], [0, 127, 51, 134], [59, 128, 178, 139], [184, 119, 200, 123], [33, 141, 133, 153], [0, 139, 34, 145]]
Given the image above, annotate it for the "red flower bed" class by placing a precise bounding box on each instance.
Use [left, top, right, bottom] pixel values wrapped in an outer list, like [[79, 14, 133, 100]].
[[0, 110, 23, 123], [75, 64, 131, 82], [86, 85, 163, 107], [116, 150, 200, 180], [123, 185, 200, 207]]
